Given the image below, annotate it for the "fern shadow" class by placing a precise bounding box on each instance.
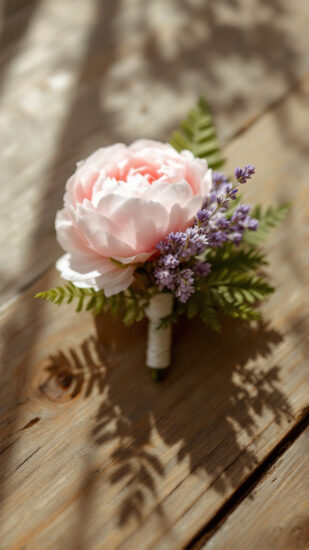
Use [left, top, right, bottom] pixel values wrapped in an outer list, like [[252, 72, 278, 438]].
[[46, 313, 292, 529], [46, 336, 108, 399]]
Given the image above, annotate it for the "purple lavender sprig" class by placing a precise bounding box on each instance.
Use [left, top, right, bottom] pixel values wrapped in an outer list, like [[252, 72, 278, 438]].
[[234, 164, 255, 184], [153, 165, 258, 302]]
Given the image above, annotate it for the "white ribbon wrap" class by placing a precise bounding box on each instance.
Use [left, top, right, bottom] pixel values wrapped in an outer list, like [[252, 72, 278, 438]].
[[145, 293, 174, 369]]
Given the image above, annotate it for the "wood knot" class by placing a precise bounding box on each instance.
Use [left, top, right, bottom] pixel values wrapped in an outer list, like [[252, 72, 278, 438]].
[[55, 370, 74, 390], [37, 368, 78, 403], [34, 340, 108, 405]]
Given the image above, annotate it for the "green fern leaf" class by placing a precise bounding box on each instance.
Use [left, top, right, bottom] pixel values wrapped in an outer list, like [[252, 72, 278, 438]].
[[200, 303, 221, 332], [204, 272, 274, 304], [122, 302, 138, 326], [170, 97, 225, 169], [186, 297, 200, 319], [184, 290, 221, 331], [35, 283, 106, 314], [35, 282, 148, 324], [93, 294, 105, 315], [211, 293, 262, 321], [206, 245, 267, 273]]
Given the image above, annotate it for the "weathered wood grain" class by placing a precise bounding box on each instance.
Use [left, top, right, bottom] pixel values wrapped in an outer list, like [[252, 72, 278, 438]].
[[202, 426, 309, 550], [1, 0, 309, 305], [0, 75, 309, 549]]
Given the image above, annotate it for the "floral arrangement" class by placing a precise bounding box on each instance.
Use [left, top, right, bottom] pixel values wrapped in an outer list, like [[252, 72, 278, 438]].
[[36, 98, 289, 380]]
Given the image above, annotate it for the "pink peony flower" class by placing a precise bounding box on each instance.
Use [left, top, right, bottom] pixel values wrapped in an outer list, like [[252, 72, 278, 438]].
[[56, 140, 212, 296]]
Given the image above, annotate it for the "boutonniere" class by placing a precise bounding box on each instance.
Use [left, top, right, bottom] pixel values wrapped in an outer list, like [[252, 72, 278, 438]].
[[36, 98, 289, 380]]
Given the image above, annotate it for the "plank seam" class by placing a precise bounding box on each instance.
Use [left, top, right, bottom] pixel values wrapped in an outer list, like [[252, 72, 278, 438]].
[[223, 70, 309, 146], [186, 405, 309, 549]]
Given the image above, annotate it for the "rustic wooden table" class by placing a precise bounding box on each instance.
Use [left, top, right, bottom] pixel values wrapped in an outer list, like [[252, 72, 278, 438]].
[[1, 1, 309, 549]]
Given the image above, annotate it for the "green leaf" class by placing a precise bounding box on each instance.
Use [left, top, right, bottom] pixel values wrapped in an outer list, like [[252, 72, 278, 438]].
[[200, 303, 221, 332], [35, 282, 148, 324], [204, 271, 274, 305], [187, 298, 199, 319], [123, 304, 137, 326], [213, 295, 262, 321], [206, 245, 267, 273], [156, 312, 178, 330], [181, 289, 221, 331], [170, 97, 225, 169], [243, 203, 291, 245], [35, 284, 105, 314]]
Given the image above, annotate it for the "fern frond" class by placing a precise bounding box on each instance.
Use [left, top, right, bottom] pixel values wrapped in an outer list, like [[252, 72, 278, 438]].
[[206, 245, 267, 273], [198, 272, 273, 325], [35, 283, 101, 313], [200, 302, 221, 332], [170, 97, 224, 169], [211, 292, 262, 321], [204, 272, 274, 304], [243, 203, 291, 245], [181, 290, 221, 331], [35, 282, 147, 322]]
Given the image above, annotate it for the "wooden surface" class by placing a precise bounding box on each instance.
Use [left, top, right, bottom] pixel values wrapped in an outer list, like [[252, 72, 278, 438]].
[[1, 2, 309, 549], [203, 426, 309, 550]]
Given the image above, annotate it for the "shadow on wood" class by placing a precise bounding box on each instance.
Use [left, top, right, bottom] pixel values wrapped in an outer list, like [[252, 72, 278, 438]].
[[45, 314, 292, 529]]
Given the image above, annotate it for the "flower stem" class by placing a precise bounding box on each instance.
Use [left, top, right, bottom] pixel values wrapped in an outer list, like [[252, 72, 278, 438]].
[[151, 368, 168, 382]]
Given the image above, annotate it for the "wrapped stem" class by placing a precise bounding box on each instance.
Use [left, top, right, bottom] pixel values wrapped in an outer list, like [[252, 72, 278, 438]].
[[145, 293, 173, 372]]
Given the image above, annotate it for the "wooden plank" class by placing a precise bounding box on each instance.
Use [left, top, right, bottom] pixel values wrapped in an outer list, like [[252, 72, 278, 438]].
[[0, 75, 309, 549], [202, 426, 309, 550], [1, 0, 309, 305]]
